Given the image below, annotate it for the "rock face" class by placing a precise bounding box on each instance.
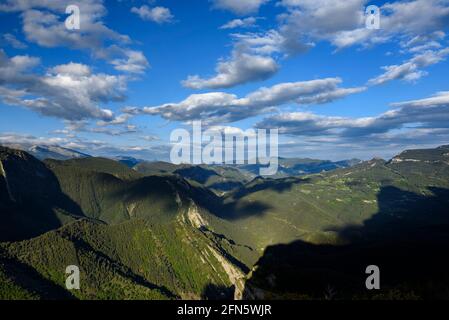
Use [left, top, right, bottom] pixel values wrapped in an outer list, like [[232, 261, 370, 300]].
[[0, 159, 14, 203]]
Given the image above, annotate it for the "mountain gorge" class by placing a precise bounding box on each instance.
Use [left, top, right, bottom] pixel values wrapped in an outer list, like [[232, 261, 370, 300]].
[[1, 145, 449, 300]]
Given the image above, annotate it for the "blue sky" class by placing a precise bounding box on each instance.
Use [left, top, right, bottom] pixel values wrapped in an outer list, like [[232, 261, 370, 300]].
[[1, 0, 449, 161]]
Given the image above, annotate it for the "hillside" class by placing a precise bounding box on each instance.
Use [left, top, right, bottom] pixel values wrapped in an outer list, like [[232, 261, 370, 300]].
[[236, 157, 361, 178], [0, 216, 245, 299], [240, 149, 449, 299], [133, 157, 360, 194], [1, 145, 449, 300], [135, 161, 251, 194], [0, 147, 84, 241], [0, 147, 249, 299]]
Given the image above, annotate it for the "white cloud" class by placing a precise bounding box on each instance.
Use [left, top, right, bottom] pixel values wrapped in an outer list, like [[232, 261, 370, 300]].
[[278, 0, 367, 49], [182, 28, 306, 89], [0, 0, 149, 74], [182, 50, 278, 89], [0, 132, 169, 160], [401, 31, 446, 53], [111, 50, 150, 74], [96, 114, 132, 127], [136, 78, 364, 123], [391, 90, 449, 108], [50, 62, 91, 77], [141, 135, 160, 142], [231, 29, 312, 56], [54, 118, 139, 137], [256, 91, 449, 140], [368, 47, 449, 85], [0, 51, 126, 121], [131, 5, 174, 24], [212, 0, 269, 15], [277, 0, 449, 51], [0, 132, 69, 148], [220, 17, 258, 29], [2, 33, 27, 49]]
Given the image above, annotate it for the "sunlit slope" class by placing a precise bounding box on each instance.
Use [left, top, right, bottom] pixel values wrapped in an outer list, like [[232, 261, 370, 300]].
[[215, 147, 449, 254], [1, 152, 249, 299], [135, 161, 251, 194], [2, 145, 449, 300], [0, 221, 171, 300], [242, 154, 449, 299], [45, 158, 191, 224], [0, 208, 248, 299]]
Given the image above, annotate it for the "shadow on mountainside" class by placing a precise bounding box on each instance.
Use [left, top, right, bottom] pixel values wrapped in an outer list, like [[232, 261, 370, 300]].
[[204, 177, 310, 221], [174, 166, 220, 184], [208, 181, 245, 192], [1, 148, 85, 242], [109, 175, 182, 217], [231, 177, 310, 200], [0, 251, 77, 300], [201, 283, 235, 300], [243, 186, 449, 300]]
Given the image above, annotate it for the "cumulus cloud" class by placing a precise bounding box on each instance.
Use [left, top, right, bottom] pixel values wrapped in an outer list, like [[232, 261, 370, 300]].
[[182, 50, 278, 89], [256, 91, 449, 140], [52, 118, 139, 137], [0, 51, 126, 121], [256, 112, 370, 136], [232, 29, 312, 57], [181, 27, 310, 89], [96, 114, 133, 127], [278, 0, 367, 49], [188, 27, 316, 90], [0, 132, 70, 148], [133, 78, 364, 123], [391, 90, 449, 108], [212, 0, 269, 15], [110, 50, 150, 74], [131, 5, 174, 24], [0, 0, 149, 74], [276, 0, 449, 51], [332, 0, 449, 49], [220, 17, 258, 29], [368, 47, 449, 85], [400, 31, 446, 53], [276, 128, 449, 160]]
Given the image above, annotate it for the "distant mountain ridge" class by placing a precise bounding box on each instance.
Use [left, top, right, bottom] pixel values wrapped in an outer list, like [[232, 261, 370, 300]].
[[134, 158, 362, 194], [236, 157, 362, 178], [0, 144, 91, 161], [113, 156, 144, 168], [29, 145, 91, 160]]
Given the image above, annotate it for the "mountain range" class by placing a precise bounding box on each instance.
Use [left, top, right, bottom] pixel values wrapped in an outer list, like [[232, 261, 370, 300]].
[[1, 144, 449, 300]]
